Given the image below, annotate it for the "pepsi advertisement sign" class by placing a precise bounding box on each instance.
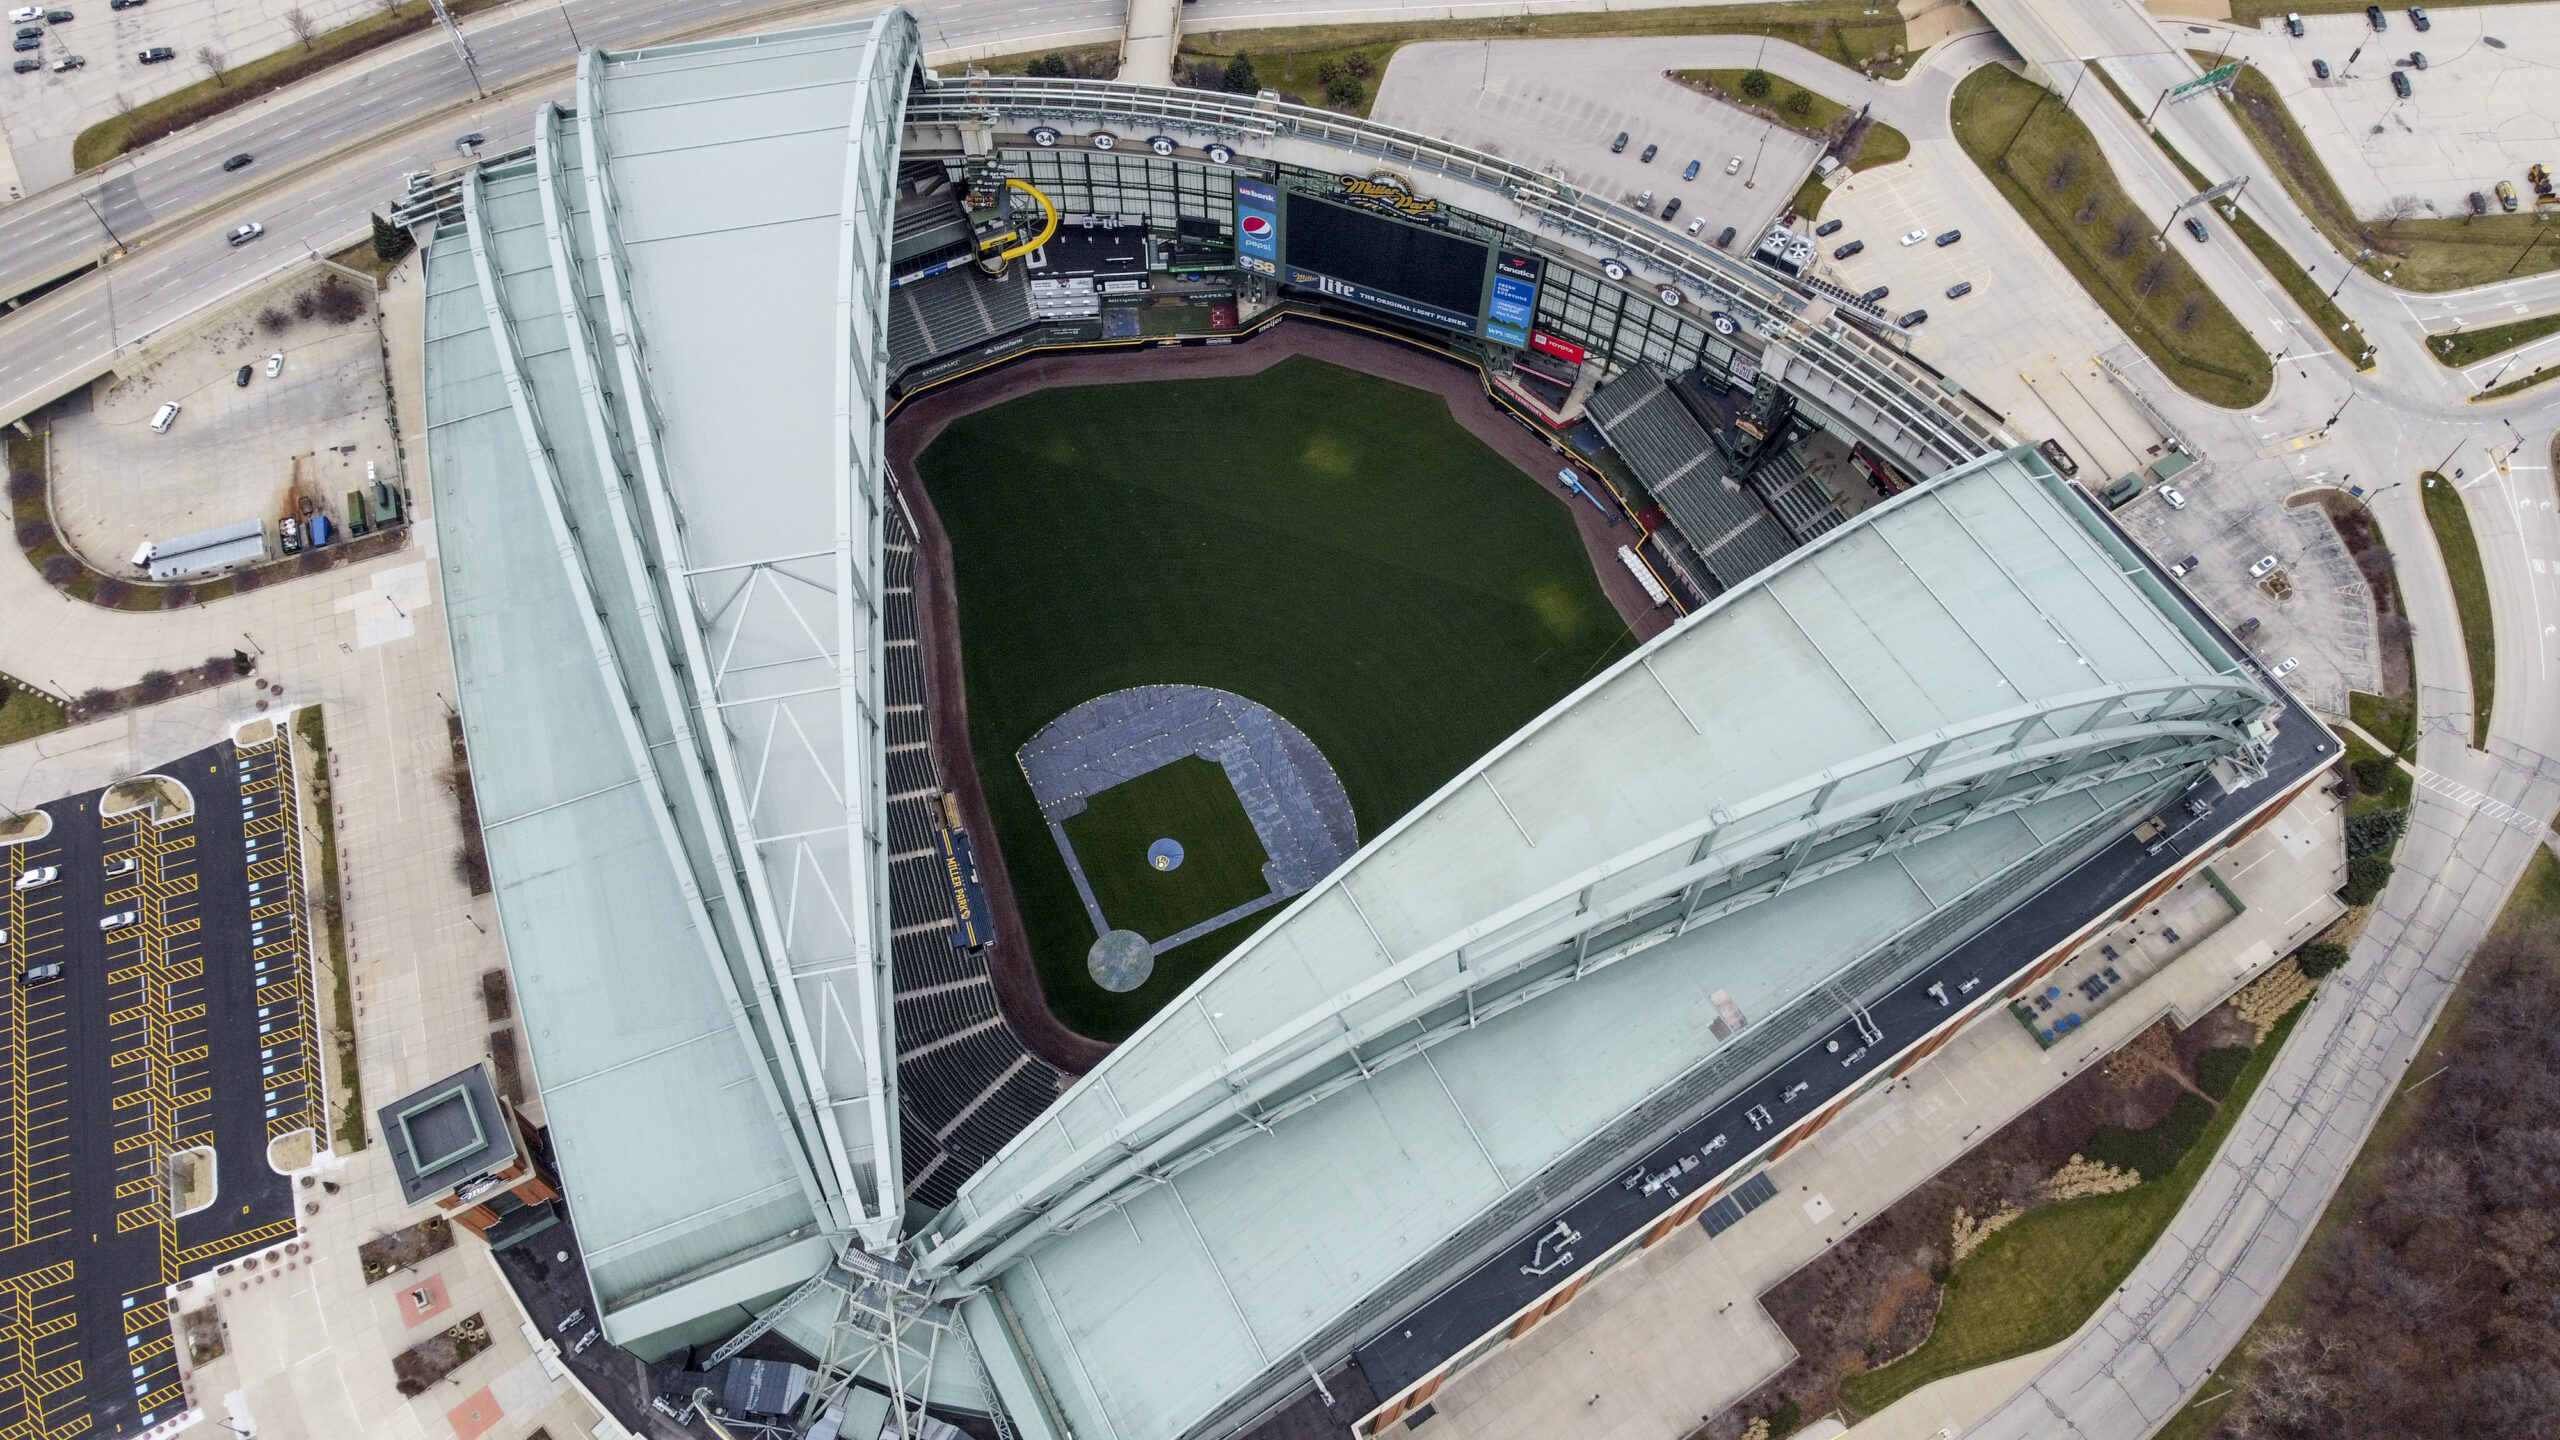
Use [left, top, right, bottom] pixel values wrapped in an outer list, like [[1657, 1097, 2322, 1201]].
[[1484, 251, 1541, 347], [1236, 177, 1280, 277]]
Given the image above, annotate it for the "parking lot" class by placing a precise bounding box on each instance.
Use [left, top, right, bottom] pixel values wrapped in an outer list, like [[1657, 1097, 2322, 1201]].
[[2106, 462, 2381, 716], [0, 0, 392, 194], [1375, 40, 1821, 254], [0, 729, 316, 1438], [50, 261, 398, 574], [2227, 4, 2560, 221]]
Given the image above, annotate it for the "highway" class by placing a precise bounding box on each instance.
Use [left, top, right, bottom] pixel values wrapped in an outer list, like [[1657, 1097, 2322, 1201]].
[[0, 0, 1123, 425], [0, 0, 1122, 304]]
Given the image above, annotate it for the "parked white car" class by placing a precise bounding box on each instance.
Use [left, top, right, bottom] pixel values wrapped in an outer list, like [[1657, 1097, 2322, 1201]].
[[2248, 554, 2279, 579], [2159, 485, 2186, 510], [265, 351, 284, 377], [11, 867, 56, 892], [1900, 229, 1929, 246]]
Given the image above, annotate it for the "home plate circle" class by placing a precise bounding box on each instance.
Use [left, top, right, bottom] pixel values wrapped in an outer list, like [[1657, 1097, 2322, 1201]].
[[1088, 929, 1155, 992], [1148, 837, 1185, 871]]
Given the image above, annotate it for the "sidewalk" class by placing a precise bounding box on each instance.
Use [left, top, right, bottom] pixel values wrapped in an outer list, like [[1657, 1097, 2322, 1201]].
[[1409, 783, 2345, 1440]]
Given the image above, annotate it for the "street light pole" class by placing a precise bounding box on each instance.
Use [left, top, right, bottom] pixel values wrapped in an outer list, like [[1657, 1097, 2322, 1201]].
[[2503, 214, 2549, 279], [556, 0, 580, 50], [77, 189, 124, 250], [2318, 390, 2358, 436]]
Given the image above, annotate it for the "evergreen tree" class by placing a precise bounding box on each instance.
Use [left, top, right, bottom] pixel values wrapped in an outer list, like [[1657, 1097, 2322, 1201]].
[[370, 211, 414, 264]]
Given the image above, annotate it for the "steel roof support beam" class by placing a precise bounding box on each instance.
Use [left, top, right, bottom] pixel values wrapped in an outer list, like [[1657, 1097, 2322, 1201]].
[[921, 676, 2267, 1285], [577, 44, 875, 1235]]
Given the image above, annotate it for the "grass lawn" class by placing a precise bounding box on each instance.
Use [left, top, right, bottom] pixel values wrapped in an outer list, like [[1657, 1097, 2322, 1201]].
[[966, 44, 1124, 78], [1063, 756, 1271, 947], [2224, 63, 2560, 291], [1949, 64, 2270, 409], [2149, 842, 2560, 1440], [2348, 690, 2414, 755], [2419, 473, 2495, 748], [2342, 733, 2414, 816], [1179, 2, 1915, 117], [917, 355, 1634, 1039], [2426, 313, 2560, 368], [1790, 170, 1832, 222], [1842, 1005, 2305, 1416], [0, 683, 66, 747]]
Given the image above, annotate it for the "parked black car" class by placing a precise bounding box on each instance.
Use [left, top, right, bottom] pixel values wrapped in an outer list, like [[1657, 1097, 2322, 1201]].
[[2365, 4, 2385, 28], [2390, 68, 2412, 97], [1945, 280, 1974, 299], [1833, 239, 1864, 259], [1815, 218, 1843, 236], [2408, 5, 2429, 29]]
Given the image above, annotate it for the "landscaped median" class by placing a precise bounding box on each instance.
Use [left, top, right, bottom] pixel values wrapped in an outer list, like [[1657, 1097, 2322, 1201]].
[[1949, 63, 2271, 408], [1677, 69, 1910, 167], [2419, 472, 2496, 747], [2097, 58, 2371, 369], [2429, 313, 2560, 369]]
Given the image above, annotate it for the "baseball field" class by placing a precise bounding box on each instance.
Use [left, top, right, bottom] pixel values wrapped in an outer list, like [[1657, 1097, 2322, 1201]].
[[916, 354, 1635, 1040]]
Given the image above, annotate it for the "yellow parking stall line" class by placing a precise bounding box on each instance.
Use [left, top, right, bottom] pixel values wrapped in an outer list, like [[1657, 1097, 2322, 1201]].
[[0, 1261, 84, 1440], [173, 1216, 295, 1273], [118, 1297, 163, 1338]]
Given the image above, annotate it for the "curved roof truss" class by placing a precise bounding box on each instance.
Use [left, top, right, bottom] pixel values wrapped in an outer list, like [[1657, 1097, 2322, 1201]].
[[569, 11, 924, 1246], [919, 670, 2269, 1285]]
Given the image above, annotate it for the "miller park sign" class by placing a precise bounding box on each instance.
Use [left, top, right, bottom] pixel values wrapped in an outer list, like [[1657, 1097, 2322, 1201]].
[[1331, 170, 1447, 225]]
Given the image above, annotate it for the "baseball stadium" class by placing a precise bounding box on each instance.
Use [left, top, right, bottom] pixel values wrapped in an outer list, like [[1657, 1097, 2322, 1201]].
[[408, 11, 2342, 1440]]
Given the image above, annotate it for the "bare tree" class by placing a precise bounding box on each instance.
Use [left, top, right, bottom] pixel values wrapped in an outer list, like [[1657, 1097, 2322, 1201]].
[[195, 45, 228, 86], [285, 7, 318, 50], [2379, 193, 2423, 231]]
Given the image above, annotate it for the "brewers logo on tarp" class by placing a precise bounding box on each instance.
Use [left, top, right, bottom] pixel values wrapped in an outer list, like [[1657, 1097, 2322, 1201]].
[[1333, 170, 1446, 225]]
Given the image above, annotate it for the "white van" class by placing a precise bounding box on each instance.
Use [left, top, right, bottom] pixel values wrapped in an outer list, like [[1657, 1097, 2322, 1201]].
[[149, 401, 180, 433]]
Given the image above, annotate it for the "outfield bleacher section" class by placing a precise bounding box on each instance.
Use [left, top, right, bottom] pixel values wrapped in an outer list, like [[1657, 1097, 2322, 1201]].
[[888, 264, 1037, 380], [1746, 446, 1848, 544], [881, 495, 1066, 1212], [1586, 365, 1797, 592]]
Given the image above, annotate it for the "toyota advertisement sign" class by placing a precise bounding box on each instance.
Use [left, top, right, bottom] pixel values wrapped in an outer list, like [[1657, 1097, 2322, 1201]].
[[1236, 178, 1280, 277]]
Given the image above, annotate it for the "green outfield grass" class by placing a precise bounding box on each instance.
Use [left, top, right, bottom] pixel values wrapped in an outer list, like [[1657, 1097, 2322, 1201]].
[[1064, 756, 1272, 947], [917, 355, 1636, 1039]]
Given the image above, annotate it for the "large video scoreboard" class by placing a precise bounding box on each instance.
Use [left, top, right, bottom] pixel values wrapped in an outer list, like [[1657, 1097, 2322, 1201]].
[[1238, 172, 1544, 346]]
